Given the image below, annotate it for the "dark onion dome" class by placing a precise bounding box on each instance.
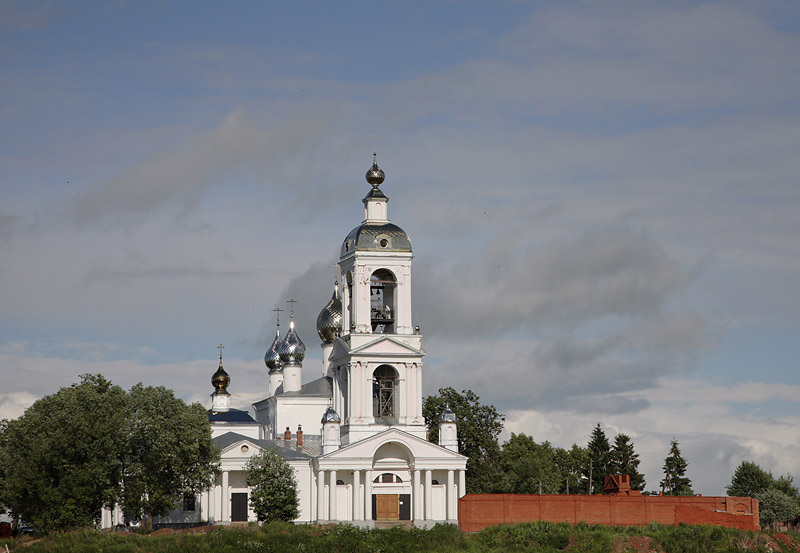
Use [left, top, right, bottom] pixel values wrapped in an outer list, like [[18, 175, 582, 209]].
[[321, 405, 341, 423], [264, 328, 282, 372], [278, 320, 306, 365], [340, 222, 412, 257], [440, 407, 457, 423], [212, 360, 230, 392], [316, 281, 343, 342], [366, 161, 385, 186]]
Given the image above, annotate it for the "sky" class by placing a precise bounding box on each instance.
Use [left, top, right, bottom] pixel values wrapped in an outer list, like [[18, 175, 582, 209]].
[[1, 0, 799, 496]]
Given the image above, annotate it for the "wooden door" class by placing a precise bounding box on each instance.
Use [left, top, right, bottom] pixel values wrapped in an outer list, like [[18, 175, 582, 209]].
[[375, 494, 399, 521], [231, 492, 248, 522]]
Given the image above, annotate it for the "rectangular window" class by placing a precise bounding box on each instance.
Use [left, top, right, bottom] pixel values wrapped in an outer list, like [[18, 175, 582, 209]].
[[182, 494, 196, 512]]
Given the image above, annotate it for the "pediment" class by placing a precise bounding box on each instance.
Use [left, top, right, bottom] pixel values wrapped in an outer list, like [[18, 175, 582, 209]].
[[348, 336, 424, 356], [319, 427, 467, 465]]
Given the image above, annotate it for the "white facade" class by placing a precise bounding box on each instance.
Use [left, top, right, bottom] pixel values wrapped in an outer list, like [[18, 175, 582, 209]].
[[105, 158, 467, 528]]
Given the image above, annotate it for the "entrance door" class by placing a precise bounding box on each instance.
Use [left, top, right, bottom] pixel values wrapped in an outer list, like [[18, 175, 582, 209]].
[[374, 494, 399, 521], [231, 493, 248, 522]]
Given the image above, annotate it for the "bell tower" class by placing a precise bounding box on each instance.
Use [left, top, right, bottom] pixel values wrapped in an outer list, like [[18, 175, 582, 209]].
[[320, 153, 426, 445]]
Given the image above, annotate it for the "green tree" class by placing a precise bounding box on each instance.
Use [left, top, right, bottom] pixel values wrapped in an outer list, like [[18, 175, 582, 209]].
[[554, 444, 589, 494], [498, 434, 562, 494], [586, 424, 611, 494], [119, 384, 219, 527], [423, 388, 504, 494], [245, 447, 300, 522], [610, 434, 646, 491], [0, 375, 127, 532], [660, 439, 693, 496], [726, 461, 773, 497], [755, 488, 800, 527]]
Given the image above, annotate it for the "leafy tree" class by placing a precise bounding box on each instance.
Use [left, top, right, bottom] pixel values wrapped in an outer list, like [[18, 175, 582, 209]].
[[498, 434, 561, 494], [423, 387, 504, 494], [554, 444, 589, 494], [585, 424, 611, 494], [0, 375, 127, 532], [610, 434, 645, 491], [118, 384, 219, 527], [772, 474, 799, 498], [660, 439, 693, 496], [726, 461, 773, 497], [755, 488, 800, 527], [245, 447, 300, 522]]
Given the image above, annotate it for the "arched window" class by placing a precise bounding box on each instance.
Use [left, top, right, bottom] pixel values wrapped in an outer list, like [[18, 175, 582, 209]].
[[373, 473, 402, 483], [336, 479, 345, 485], [346, 271, 354, 332], [373, 365, 397, 421], [370, 269, 396, 333]]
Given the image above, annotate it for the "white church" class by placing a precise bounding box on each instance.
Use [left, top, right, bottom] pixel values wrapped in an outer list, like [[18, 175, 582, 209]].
[[102, 156, 468, 528]]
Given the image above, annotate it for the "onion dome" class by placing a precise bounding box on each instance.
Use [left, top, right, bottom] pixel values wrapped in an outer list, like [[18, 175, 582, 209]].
[[321, 405, 341, 424], [278, 319, 306, 365], [316, 281, 343, 342], [440, 407, 457, 423], [212, 355, 230, 392], [264, 328, 282, 372], [366, 155, 385, 187]]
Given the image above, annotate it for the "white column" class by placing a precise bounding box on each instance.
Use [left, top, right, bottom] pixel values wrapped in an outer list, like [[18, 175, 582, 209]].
[[353, 469, 362, 521], [329, 469, 338, 521], [317, 470, 326, 521], [458, 470, 466, 497], [397, 367, 406, 423], [221, 471, 229, 522], [447, 470, 455, 520], [415, 367, 423, 420], [424, 470, 432, 521], [365, 470, 373, 521], [413, 469, 422, 521], [353, 363, 361, 419], [209, 481, 216, 522]]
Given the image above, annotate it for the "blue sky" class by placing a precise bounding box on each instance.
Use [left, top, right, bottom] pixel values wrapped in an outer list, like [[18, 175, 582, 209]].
[[2, 0, 800, 496]]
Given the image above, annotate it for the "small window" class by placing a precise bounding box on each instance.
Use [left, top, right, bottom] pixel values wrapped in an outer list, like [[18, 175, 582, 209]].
[[431, 480, 440, 485], [336, 479, 345, 485], [182, 494, 196, 512]]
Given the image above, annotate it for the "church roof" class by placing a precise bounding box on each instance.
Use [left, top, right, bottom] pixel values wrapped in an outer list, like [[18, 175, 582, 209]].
[[208, 408, 258, 424], [278, 376, 332, 398], [340, 222, 412, 257], [212, 431, 320, 460]]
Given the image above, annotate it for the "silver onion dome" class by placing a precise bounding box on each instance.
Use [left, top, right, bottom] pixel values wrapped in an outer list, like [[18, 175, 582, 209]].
[[278, 320, 306, 365], [321, 405, 341, 424], [316, 281, 343, 342], [440, 407, 457, 423], [366, 158, 385, 187], [264, 328, 282, 372]]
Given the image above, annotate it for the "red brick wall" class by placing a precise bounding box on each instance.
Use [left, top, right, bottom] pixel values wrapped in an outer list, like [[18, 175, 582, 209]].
[[459, 494, 759, 532]]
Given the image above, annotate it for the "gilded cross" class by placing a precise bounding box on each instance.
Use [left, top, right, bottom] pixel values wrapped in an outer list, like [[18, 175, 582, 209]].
[[286, 298, 298, 317], [217, 343, 224, 360], [273, 307, 283, 326]]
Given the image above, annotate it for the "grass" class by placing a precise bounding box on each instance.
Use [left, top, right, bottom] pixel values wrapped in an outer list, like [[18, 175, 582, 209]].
[[1, 521, 796, 553]]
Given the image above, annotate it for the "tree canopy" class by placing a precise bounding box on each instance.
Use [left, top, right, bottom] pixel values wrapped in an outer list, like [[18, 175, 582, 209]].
[[610, 433, 645, 491], [118, 384, 219, 526], [498, 433, 588, 495], [0, 375, 126, 532], [423, 388, 504, 494], [660, 440, 693, 496], [245, 447, 300, 522], [0, 375, 219, 533], [727, 460, 800, 527], [586, 424, 612, 494]]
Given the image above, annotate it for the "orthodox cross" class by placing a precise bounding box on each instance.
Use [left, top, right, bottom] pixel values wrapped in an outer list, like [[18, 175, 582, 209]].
[[329, 264, 339, 283], [370, 133, 380, 155], [273, 307, 283, 327], [286, 298, 298, 318], [217, 343, 224, 361]]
